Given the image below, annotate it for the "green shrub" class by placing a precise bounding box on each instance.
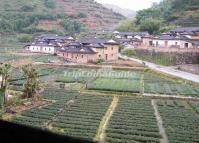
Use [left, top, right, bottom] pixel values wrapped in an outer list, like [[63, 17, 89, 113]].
[[96, 58, 104, 64], [76, 12, 87, 18], [44, 0, 55, 8], [20, 5, 35, 12], [61, 19, 85, 33], [121, 48, 136, 56], [17, 35, 32, 43]]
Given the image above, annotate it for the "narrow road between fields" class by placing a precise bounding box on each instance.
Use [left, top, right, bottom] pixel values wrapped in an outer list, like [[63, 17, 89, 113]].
[[144, 93, 199, 101], [152, 100, 169, 143], [119, 54, 199, 83], [95, 96, 119, 143]]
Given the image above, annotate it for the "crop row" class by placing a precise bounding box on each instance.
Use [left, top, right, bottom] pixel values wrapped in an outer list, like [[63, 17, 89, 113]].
[[106, 97, 161, 143], [55, 69, 142, 83], [144, 82, 199, 96], [52, 95, 112, 140], [188, 101, 199, 114], [87, 78, 141, 93], [157, 100, 199, 143], [12, 101, 68, 128], [41, 89, 77, 101]]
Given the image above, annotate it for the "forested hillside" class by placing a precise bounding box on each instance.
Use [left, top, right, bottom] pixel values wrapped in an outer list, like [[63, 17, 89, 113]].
[[117, 0, 199, 34], [0, 0, 124, 35]]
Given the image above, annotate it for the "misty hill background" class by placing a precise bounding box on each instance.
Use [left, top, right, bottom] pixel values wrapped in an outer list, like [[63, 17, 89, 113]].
[[103, 3, 136, 18]]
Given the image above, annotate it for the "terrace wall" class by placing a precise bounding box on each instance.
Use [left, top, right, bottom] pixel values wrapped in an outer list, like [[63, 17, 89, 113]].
[[57, 52, 96, 63], [135, 49, 199, 65]]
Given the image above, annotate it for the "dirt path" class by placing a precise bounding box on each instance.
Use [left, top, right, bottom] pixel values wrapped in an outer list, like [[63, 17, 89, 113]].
[[140, 72, 144, 94], [95, 96, 119, 143], [145, 93, 199, 101], [152, 99, 169, 143]]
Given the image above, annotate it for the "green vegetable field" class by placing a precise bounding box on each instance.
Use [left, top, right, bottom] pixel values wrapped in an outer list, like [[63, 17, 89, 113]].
[[87, 78, 141, 93], [106, 97, 161, 143], [52, 95, 112, 140], [9, 91, 199, 142], [157, 100, 199, 143]]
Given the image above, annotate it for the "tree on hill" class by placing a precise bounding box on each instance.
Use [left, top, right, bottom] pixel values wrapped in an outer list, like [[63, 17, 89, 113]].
[[116, 18, 139, 32], [116, 0, 199, 34], [139, 18, 162, 35]]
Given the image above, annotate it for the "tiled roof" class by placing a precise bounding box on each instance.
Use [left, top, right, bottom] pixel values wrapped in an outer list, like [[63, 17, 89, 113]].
[[35, 34, 74, 41], [30, 41, 58, 47], [59, 45, 96, 54], [186, 40, 199, 46], [117, 32, 149, 36], [77, 38, 119, 45], [154, 35, 188, 40], [170, 27, 199, 33]]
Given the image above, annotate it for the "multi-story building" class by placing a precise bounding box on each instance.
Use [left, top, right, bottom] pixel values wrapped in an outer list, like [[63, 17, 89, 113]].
[[57, 38, 119, 63]]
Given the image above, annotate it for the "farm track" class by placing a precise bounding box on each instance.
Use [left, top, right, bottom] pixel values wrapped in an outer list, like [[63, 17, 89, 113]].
[[95, 96, 119, 143], [34, 62, 145, 71], [144, 93, 199, 101], [152, 100, 169, 143], [140, 73, 144, 94]]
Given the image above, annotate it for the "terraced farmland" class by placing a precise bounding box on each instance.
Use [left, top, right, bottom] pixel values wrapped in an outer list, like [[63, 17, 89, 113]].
[[52, 95, 112, 140], [144, 82, 199, 96], [8, 91, 199, 142], [106, 97, 161, 143], [11, 91, 112, 141], [143, 72, 199, 96], [157, 100, 199, 143], [87, 78, 141, 93], [42, 89, 78, 101], [12, 91, 75, 128]]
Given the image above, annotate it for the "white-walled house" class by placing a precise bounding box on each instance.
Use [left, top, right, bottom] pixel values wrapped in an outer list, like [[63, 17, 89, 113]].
[[27, 42, 58, 54], [24, 34, 75, 54], [152, 35, 199, 49]]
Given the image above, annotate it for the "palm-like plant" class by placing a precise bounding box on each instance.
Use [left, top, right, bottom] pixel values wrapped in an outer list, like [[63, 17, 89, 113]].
[[0, 64, 11, 107], [22, 65, 39, 98]]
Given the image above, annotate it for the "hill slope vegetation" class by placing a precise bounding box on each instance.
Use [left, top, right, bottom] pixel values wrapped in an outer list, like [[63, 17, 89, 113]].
[[116, 0, 199, 34], [0, 0, 124, 34]]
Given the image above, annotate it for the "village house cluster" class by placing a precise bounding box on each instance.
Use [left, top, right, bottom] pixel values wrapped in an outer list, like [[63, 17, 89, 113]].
[[25, 34, 119, 63], [24, 27, 199, 63], [114, 27, 199, 51]]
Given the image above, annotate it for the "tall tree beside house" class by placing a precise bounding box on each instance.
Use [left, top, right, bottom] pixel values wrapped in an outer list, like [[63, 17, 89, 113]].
[[22, 65, 39, 98], [0, 64, 12, 112]]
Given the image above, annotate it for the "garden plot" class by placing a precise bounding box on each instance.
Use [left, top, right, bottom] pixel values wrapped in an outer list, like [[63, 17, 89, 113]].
[[56, 69, 142, 83], [30, 55, 61, 63], [143, 72, 199, 96], [144, 82, 199, 96], [188, 101, 199, 114], [52, 95, 112, 140], [42, 89, 78, 101], [106, 97, 161, 143], [0, 54, 25, 63], [12, 100, 69, 128], [157, 100, 199, 143], [87, 78, 141, 93], [11, 90, 76, 127], [56, 69, 93, 83]]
